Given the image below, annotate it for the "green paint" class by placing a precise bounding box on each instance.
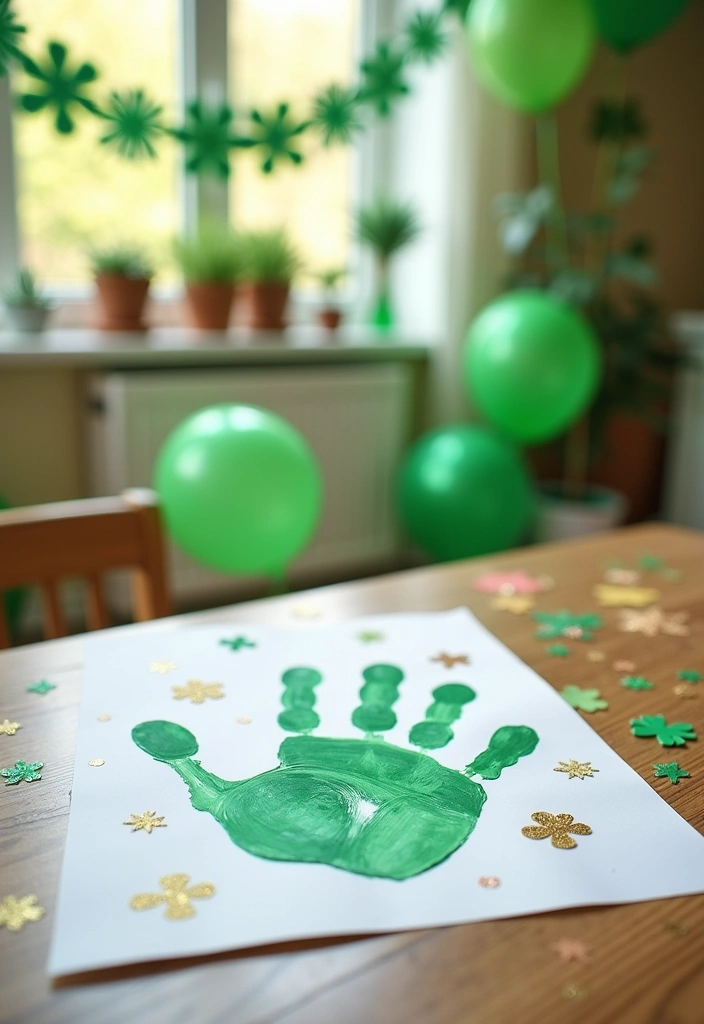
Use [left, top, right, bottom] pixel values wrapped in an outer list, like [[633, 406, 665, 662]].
[[277, 667, 322, 733], [132, 716, 538, 881], [409, 683, 476, 750], [351, 664, 404, 734]]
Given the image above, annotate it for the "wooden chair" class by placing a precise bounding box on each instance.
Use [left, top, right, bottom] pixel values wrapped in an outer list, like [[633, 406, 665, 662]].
[[0, 488, 171, 648]]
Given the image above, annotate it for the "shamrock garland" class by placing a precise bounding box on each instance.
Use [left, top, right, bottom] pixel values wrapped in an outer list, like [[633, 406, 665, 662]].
[[1, 0, 465, 178]]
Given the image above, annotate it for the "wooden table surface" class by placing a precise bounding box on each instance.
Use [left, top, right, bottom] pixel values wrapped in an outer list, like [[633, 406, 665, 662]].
[[3, 522, 704, 1024]]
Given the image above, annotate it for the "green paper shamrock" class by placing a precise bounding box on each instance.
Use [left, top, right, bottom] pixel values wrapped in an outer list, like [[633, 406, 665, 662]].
[[405, 11, 447, 64], [1, 759, 43, 785], [547, 644, 569, 658], [27, 679, 56, 695], [19, 40, 99, 134], [621, 675, 654, 691], [219, 636, 256, 652], [172, 100, 242, 178], [244, 103, 309, 174], [678, 670, 702, 684], [312, 84, 361, 146], [638, 553, 681, 581], [533, 610, 603, 642], [100, 89, 163, 159], [590, 99, 645, 144], [630, 715, 697, 748], [359, 42, 410, 118], [561, 686, 609, 713], [0, 0, 26, 76], [654, 762, 690, 785]]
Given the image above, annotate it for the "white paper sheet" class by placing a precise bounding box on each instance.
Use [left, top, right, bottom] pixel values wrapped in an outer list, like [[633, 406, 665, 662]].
[[49, 608, 704, 976]]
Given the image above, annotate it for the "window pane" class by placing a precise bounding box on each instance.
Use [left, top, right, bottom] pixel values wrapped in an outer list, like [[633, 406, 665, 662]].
[[229, 0, 359, 287], [13, 0, 179, 285]]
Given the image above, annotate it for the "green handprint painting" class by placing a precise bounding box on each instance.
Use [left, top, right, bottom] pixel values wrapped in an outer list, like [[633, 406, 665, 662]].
[[132, 664, 538, 881]]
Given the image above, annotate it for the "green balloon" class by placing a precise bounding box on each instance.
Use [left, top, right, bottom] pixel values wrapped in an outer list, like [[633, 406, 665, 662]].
[[398, 425, 534, 562], [463, 290, 601, 445], [155, 405, 322, 577], [467, 0, 595, 113], [589, 0, 689, 52]]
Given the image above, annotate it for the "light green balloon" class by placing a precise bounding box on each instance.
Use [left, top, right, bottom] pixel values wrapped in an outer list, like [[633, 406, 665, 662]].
[[463, 290, 601, 445], [467, 0, 596, 113], [155, 404, 322, 577], [398, 425, 534, 562]]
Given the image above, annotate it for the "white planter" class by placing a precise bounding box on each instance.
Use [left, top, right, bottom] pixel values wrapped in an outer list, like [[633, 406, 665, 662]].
[[534, 484, 628, 543], [3, 304, 50, 332]]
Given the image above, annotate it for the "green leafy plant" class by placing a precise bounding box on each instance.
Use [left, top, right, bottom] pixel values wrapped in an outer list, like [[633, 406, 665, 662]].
[[173, 225, 243, 284], [239, 229, 302, 285], [356, 196, 422, 263], [317, 268, 347, 292], [1, 267, 51, 309], [89, 245, 153, 280]]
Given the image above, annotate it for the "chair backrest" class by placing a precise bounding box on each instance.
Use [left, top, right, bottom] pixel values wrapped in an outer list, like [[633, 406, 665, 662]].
[[0, 488, 171, 648]]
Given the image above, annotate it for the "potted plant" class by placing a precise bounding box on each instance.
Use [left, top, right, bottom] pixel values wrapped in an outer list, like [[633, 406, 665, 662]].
[[1, 268, 52, 332], [493, 99, 682, 540], [316, 268, 347, 331], [89, 246, 153, 332], [239, 229, 302, 332], [356, 197, 421, 330], [174, 225, 242, 331]]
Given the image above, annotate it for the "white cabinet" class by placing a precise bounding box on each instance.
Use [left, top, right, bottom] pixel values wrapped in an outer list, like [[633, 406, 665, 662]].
[[664, 314, 704, 529]]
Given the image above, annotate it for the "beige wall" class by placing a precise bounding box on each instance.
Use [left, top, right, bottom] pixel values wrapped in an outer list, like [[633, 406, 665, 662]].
[[0, 370, 82, 506], [550, 0, 704, 312]]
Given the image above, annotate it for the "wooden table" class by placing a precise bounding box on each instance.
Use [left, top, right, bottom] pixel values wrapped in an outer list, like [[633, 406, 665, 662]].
[[3, 523, 704, 1024]]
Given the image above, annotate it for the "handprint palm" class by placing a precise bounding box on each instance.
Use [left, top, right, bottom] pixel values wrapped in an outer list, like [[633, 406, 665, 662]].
[[132, 664, 538, 880]]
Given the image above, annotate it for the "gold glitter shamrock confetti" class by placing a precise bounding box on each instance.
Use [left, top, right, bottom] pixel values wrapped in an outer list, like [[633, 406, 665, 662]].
[[587, 650, 605, 662], [654, 762, 690, 785], [491, 595, 536, 614], [522, 811, 592, 850], [124, 811, 167, 833], [554, 759, 598, 780], [236, 716, 253, 725], [172, 680, 224, 705], [27, 679, 56, 695], [358, 630, 385, 642], [0, 719, 21, 736], [593, 584, 660, 608], [431, 652, 470, 669], [553, 938, 591, 963], [674, 684, 698, 699], [561, 686, 608, 713], [130, 873, 215, 920], [97, 713, 111, 722], [478, 876, 500, 888], [618, 607, 689, 638], [149, 660, 176, 674], [563, 982, 587, 1000], [0, 894, 45, 932], [630, 715, 696, 747], [1, 759, 43, 785], [621, 675, 654, 691]]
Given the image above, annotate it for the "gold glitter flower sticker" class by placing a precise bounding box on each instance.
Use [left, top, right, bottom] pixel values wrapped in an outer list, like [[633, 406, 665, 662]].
[[522, 812, 592, 849], [130, 874, 215, 920]]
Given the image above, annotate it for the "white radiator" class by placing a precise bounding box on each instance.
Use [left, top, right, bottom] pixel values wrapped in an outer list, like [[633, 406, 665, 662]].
[[85, 364, 414, 606]]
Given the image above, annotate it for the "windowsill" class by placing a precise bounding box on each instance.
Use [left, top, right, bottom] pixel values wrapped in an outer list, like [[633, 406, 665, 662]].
[[0, 324, 435, 370]]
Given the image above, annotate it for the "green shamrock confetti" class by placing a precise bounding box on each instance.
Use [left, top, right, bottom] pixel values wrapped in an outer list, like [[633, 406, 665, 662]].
[[561, 686, 609, 713], [630, 715, 697, 748], [638, 553, 681, 581], [312, 84, 361, 146], [654, 762, 690, 785], [19, 40, 99, 134], [547, 644, 569, 658], [359, 42, 410, 118], [533, 610, 603, 642], [358, 631, 384, 643], [172, 100, 241, 178], [1, 759, 43, 785], [99, 89, 163, 159], [0, 0, 26, 76], [27, 680, 56, 695], [621, 676, 654, 691], [219, 637, 256, 652], [405, 10, 447, 64], [678, 670, 702, 684], [244, 103, 309, 174]]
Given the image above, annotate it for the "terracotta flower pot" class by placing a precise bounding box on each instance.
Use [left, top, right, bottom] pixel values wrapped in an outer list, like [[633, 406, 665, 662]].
[[318, 308, 342, 331], [184, 282, 235, 331], [245, 282, 290, 331], [95, 274, 150, 332]]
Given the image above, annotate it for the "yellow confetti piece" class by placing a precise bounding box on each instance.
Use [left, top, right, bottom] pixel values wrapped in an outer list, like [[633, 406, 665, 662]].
[[563, 982, 587, 1000], [431, 652, 470, 668], [593, 584, 661, 608], [604, 568, 641, 585], [0, 719, 21, 736], [124, 811, 167, 833], [172, 680, 224, 704], [97, 713, 111, 722], [554, 759, 598, 780], [478, 876, 500, 888], [236, 716, 253, 725], [0, 894, 45, 932], [522, 811, 592, 849], [674, 684, 698, 699], [290, 604, 323, 620], [88, 759, 105, 767], [130, 874, 215, 920], [613, 659, 636, 672], [586, 650, 605, 662], [619, 607, 689, 637], [149, 660, 177, 674], [490, 595, 536, 614]]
